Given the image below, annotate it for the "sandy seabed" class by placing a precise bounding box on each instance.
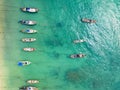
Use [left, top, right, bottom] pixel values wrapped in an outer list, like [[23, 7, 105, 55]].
[[0, 1, 8, 90]]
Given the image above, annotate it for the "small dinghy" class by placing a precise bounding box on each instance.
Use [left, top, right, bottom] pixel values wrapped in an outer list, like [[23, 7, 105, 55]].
[[70, 54, 86, 58], [81, 18, 96, 23], [21, 29, 37, 34], [23, 48, 35, 52], [22, 38, 36, 42], [73, 39, 85, 43], [19, 20, 37, 26], [18, 61, 31, 66], [19, 86, 38, 90], [21, 7, 39, 13], [27, 80, 39, 84]]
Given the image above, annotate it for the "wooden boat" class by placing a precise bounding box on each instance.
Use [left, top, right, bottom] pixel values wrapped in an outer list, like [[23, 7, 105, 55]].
[[21, 29, 37, 34], [27, 80, 39, 84], [21, 7, 39, 13], [22, 38, 36, 42], [73, 39, 85, 43], [18, 61, 31, 66], [19, 86, 38, 90], [19, 20, 37, 26], [81, 18, 96, 23], [23, 48, 35, 52], [70, 54, 86, 58]]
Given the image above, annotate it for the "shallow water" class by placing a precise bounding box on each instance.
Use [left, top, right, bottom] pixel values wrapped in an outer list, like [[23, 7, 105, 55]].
[[2, 0, 120, 90]]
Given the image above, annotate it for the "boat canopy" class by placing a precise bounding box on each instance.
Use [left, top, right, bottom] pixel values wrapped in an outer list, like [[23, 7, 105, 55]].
[[18, 62, 23, 66], [26, 8, 30, 11]]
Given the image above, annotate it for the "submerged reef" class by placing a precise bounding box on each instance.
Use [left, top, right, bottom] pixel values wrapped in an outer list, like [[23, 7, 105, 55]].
[[49, 68, 60, 79], [44, 38, 63, 48], [52, 51, 60, 59], [63, 65, 116, 90], [56, 22, 63, 28], [64, 68, 86, 83], [46, 51, 60, 59]]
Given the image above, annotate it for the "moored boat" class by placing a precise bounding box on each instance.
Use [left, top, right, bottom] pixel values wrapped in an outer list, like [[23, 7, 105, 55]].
[[21, 29, 37, 34], [73, 39, 85, 43], [17, 61, 31, 66], [19, 86, 38, 90], [19, 20, 37, 26], [27, 80, 39, 84], [23, 48, 35, 52], [21, 7, 39, 13], [70, 54, 86, 58], [81, 18, 96, 23], [22, 38, 36, 42]]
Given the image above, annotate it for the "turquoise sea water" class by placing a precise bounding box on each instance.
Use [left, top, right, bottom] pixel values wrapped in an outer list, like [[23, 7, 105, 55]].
[[1, 0, 120, 90]]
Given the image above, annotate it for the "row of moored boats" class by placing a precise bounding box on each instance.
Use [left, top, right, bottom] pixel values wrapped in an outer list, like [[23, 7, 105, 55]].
[[19, 7, 39, 90], [70, 18, 96, 58], [20, 29, 37, 43]]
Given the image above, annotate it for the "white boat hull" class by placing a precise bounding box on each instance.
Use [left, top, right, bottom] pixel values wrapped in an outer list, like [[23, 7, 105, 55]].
[[81, 18, 96, 23], [19, 86, 38, 90], [21, 8, 39, 13], [23, 48, 35, 52], [22, 38, 36, 42], [19, 20, 37, 26], [18, 61, 31, 66], [73, 39, 85, 43], [21, 29, 37, 34], [27, 80, 39, 84], [70, 54, 85, 58]]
